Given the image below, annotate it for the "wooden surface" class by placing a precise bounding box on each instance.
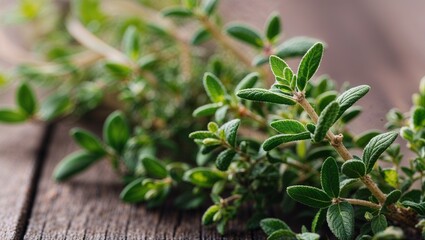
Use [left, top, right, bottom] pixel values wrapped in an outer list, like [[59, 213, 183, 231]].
[[1, 1, 425, 239]]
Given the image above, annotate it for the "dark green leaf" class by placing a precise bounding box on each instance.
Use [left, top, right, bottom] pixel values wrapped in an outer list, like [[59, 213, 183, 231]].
[[71, 128, 105, 154], [362, 132, 398, 173], [103, 111, 130, 154], [269, 55, 288, 78], [225, 23, 264, 48], [297, 42, 324, 91], [311, 208, 326, 233], [355, 131, 381, 148], [39, 94, 72, 121], [216, 149, 236, 171], [203, 73, 227, 103], [402, 201, 425, 215], [270, 119, 307, 134], [313, 101, 340, 142], [267, 230, 296, 240], [287, 185, 332, 208], [321, 157, 340, 198], [202, 205, 220, 225], [341, 106, 362, 124], [202, 0, 219, 16], [16, 82, 37, 115], [341, 159, 366, 178], [0, 108, 27, 123], [235, 72, 259, 93], [142, 157, 168, 178], [326, 202, 354, 240], [412, 106, 425, 129], [384, 190, 401, 206], [53, 151, 102, 181], [275, 37, 322, 59], [336, 85, 370, 120], [371, 214, 387, 234], [162, 7, 193, 17], [219, 119, 240, 147], [263, 132, 311, 151], [191, 28, 211, 45], [260, 218, 291, 235], [120, 178, 145, 203], [316, 91, 337, 114], [237, 88, 296, 105], [189, 131, 217, 140], [265, 12, 280, 42], [193, 103, 222, 117], [183, 167, 224, 188]]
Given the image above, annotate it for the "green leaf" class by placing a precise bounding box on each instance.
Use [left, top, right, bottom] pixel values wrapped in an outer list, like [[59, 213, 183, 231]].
[[287, 185, 332, 208], [297, 42, 324, 91], [382, 168, 398, 188], [267, 230, 296, 240], [355, 130, 381, 148], [362, 132, 398, 173], [297, 232, 320, 240], [263, 132, 311, 151], [265, 12, 281, 42], [216, 149, 236, 171], [202, 205, 220, 225], [275, 37, 322, 59], [162, 7, 193, 17], [341, 159, 366, 178], [119, 178, 145, 203], [219, 119, 240, 147], [326, 202, 354, 240], [0, 108, 27, 123], [311, 208, 326, 233], [340, 106, 362, 124], [71, 128, 105, 154], [142, 157, 168, 178], [103, 111, 130, 154], [260, 218, 291, 235], [402, 201, 425, 215], [269, 55, 288, 78], [384, 190, 401, 206], [336, 85, 370, 120], [53, 151, 102, 181], [189, 131, 217, 140], [122, 26, 141, 60], [39, 94, 72, 121], [183, 167, 224, 188], [16, 82, 37, 115], [316, 91, 337, 114], [237, 88, 296, 105], [235, 72, 259, 93], [321, 157, 340, 198], [202, 0, 219, 16], [412, 106, 425, 129], [313, 101, 340, 142], [191, 28, 211, 45], [203, 73, 227, 103], [371, 214, 387, 234], [104, 62, 132, 78], [270, 119, 307, 134], [225, 23, 264, 48], [193, 103, 222, 117]]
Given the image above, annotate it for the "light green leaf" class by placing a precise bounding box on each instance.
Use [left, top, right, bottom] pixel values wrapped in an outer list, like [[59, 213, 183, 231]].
[[269, 55, 288, 78], [203, 73, 227, 103], [219, 119, 240, 147], [270, 119, 307, 134], [39, 94, 72, 121], [202, 205, 220, 225], [237, 88, 296, 105], [53, 151, 102, 181], [122, 26, 141, 60], [191, 28, 211, 45], [225, 23, 264, 48], [321, 157, 340, 198], [235, 72, 259, 93], [104, 62, 132, 78], [189, 131, 217, 140], [267, 230, 296, 240], [260, 218, 291, 235], [16, 82, 37, 115], [141, 157, 168, 179], [336, 85, 370, 120], [71, 128, 105, 154], [297, 42, 324, 91], [0, 108, 27, 123], [371, 214, 387, 234], [202, 0, 219, 16], [193, 103, 222, 117], [341, 159, 366, 178], [103, 111, 130, 154], [412, 106, 425, 129], [263, 132, 311, 151], [287, 185, 332, 208], [297, 232, 320, 240], [216, 149, 236, 171], [313, 101, 340, 142], [275, 37, 322, 59], [326, 202, 354, 240], [362, 132, 398, 173], [382, 168, 398, 188], [183, 167, 224, 188], [162, 7, 193, 17], [265, 12, 281, 42]]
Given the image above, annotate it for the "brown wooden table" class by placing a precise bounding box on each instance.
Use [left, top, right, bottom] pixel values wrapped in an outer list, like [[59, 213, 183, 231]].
[[1, 1, 425, 239]]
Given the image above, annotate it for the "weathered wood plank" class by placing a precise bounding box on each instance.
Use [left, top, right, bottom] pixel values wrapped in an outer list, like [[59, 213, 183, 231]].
[[0, 90, 47, 240]]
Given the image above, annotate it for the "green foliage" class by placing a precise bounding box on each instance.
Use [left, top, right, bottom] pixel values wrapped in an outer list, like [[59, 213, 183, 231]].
[[297, 42, 324, 91], [362, 132, 398, 173], [53, 151, 103, 181], [225, 24, 264, 48], [341, 159, 366, 178], [237, 88, 296, 105], [327, 202, 354, 240], [103, 111, 130, 154], [321, 157, 340, 198], [313, 101, 340, 142], [287, 186, 332, 208]]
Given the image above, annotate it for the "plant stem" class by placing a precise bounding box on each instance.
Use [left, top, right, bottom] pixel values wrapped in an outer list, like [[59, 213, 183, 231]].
[[341, 198, 380, 209]]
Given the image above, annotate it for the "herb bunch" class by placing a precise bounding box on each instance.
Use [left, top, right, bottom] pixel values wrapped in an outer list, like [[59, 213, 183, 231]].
[[1, 0, 425, 239]]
